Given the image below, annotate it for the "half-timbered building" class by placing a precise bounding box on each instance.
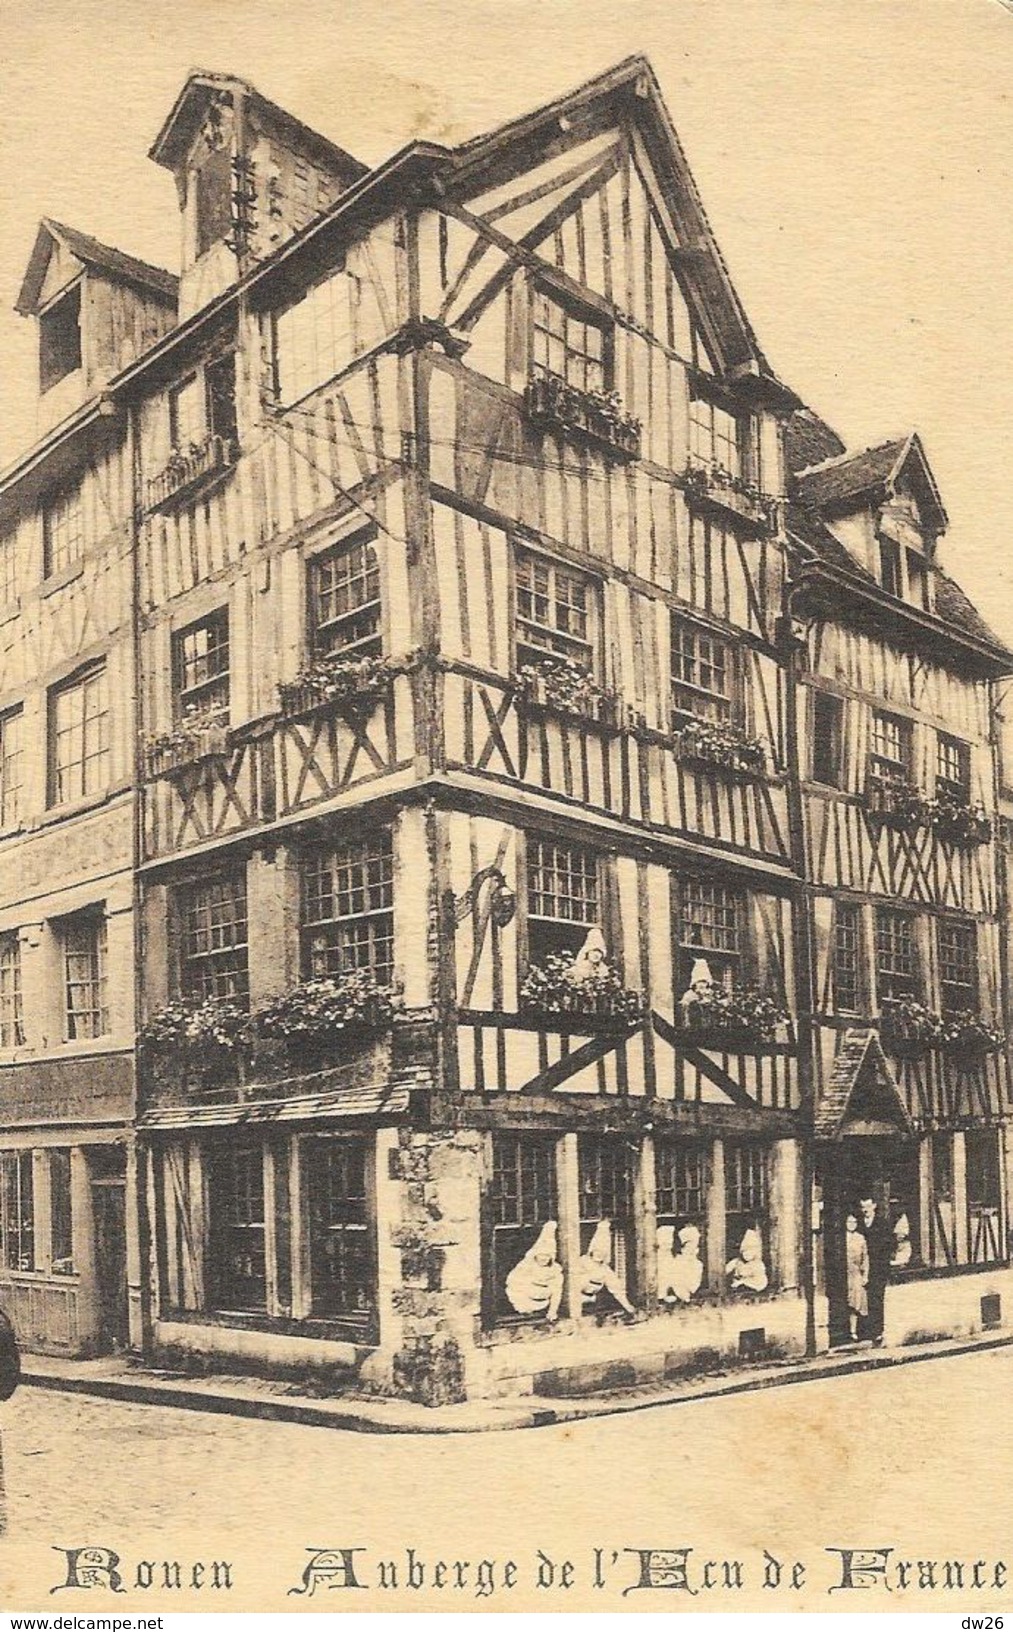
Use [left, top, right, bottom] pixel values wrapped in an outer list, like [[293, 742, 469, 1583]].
[[0, 58, 1008, 1400]]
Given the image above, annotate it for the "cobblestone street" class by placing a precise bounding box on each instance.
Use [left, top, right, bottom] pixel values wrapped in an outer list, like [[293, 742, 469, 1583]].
[[0, 1346, 1010, 1611]]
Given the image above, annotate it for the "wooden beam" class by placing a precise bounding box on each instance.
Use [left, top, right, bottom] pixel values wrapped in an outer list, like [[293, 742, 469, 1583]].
[[518, 1029, 633, 1094]]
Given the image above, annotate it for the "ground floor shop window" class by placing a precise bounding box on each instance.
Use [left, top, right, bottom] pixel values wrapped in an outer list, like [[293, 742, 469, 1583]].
[[578, 1135, 635, 1315], [488, 1132, 559, 1324], [306, 1137, 374, 1322], [655, 1139, 707, 1303], [966, 1129, 1003, 1265], [725, 1141, 769, 1292], [0, 1150, 34, 1272], [207, 1143, 266, 1312]]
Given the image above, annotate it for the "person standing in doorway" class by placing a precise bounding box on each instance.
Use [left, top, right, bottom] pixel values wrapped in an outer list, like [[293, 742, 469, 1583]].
[[858, 1195, 892, 1345], [845, 1212, 868, 1341]]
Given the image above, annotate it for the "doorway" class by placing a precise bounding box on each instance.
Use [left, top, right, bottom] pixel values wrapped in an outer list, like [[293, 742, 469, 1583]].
[[90, 1148, 128, 1351], [817, 1137, 917, 1347]]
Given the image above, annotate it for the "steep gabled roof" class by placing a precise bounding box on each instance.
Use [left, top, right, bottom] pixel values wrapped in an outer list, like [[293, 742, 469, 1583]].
[[792, 431, 948, 535], [815, 1029, 912, 1141], [785, 406, 846, 475], [16, 218, 178, 316], [446, 55, 798, 408], [149, 69, 367, 182]]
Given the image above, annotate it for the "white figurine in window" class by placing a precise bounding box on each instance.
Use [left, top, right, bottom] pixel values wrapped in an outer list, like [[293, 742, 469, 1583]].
[[726, 1225, 769, 1293], [891, 1212, 913, 1269], [568, 925, 609, 983], [579, 1219, 636, 1315], [657, 1222, 704, 1304], [505, 1220, 564, 1320], [678, 957, 715, 1028]]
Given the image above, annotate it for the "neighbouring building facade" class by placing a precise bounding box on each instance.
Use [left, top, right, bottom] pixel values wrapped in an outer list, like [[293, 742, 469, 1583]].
[[0, 59, 1009, 1401]]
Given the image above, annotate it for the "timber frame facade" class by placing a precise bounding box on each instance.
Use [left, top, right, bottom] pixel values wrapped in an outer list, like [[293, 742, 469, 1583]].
[[0, 59, 1009, 1401]]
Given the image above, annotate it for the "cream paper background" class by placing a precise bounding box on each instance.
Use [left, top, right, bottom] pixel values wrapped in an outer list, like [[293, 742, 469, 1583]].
[[0, 0, 1011, 1611]]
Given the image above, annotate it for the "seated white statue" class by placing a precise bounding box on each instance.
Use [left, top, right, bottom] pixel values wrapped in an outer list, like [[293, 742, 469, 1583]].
[[505, 1220, 564, 1319], [578, 1219, 635, 1315], [658, 1223, 704, 1303], [891, 1212, 913, 1268], [726, 1226, 769, 1293]]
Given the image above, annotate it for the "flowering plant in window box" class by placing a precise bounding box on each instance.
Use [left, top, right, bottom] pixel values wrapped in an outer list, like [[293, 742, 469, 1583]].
[[683, 462, 776, 529], [671, 719, 767, 776], [878, 997, 938, 1060], [862, 776, 930, 832], [680, 985, 790, 1050], [148, 434, 237, 513], [255, 971, 402, 1054], [518, 953, 646, 1021], [927, 790, 992, 848], [139, 997, 250, 1092], [514, 655, 617, 728], [278, 653, 398, 718], [524, 373, 642, 462], [143, 709, 230, 778], [935, 1010, 1004, 1059]]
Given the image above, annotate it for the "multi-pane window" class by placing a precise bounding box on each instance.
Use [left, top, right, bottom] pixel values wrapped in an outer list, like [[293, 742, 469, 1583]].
[[868, 710, 913, 784], [515, 548, 596, 671], [0, 1151, 34, 1272], [875, 908, 918, 1003], [526, 837, 599, 961], [174, 610, 230, 725], [63, 916, 109, 1040], [169, 356, 237, 452], [677, 879, 743, 990], [43, 483, 85, 578], [39, 285, 82, 393], [207, 1143, 266, 1311], [936, 734, 971, 799], [50, 1149, 73, 1275], [50, 664, 109, 805], [832, 902, 861, 1015], [530, 288, 608, 393], [811, 691, 845, 788], [689, 394, 741, 474], [489, 1133, 559, 1324], [655, 1140, 708, 1274], [0, 708, 23, 831], [301, 832, 395, 985], [725, 1141, 768, 1268], [273, 268, 376, 406], [180, 874, 249, 1003], [0, 934, 24, 1050], [578, 1135, 634, 1303], [306, 1138, 374, 1322], [671, 615, 736, 726], [937, 918, 977, 1014], [310, 534, 382, 660], [0, 529, 19, 608]]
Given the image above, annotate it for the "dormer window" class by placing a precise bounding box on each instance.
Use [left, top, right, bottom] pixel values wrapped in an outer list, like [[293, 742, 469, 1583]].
[[879, 538, 902, 598], [39, 285, 82, 393], [876, 527, 933, 611], [194, 144, 233, 258]]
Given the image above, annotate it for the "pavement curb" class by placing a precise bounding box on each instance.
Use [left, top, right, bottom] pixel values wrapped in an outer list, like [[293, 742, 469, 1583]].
[[20, 1328, 1013, 1434]]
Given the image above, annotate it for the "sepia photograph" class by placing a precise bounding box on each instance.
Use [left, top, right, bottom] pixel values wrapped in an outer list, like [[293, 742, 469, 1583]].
[[0, 0, 1011, 1613]]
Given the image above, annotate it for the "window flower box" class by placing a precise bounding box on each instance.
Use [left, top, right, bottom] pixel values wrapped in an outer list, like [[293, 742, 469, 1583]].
[[143, 716, 230, 778], [514, 657, 618, 729], [148, 434, 237, 514], [278, 653, 397, 719], [671, 720, 767, 777], [679, 985, 790, 1051], [878, 998, 938, 1060], [524, 374, 641, 463], [139, 997, 250, 1095], [935, 1010, 1004, 1059], [683, 462, 776, 532], [927, 791, 992, 849], [862, 775, 930, 832], [518, 953, 645, 1021], [255, 971, 402, 1064]]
